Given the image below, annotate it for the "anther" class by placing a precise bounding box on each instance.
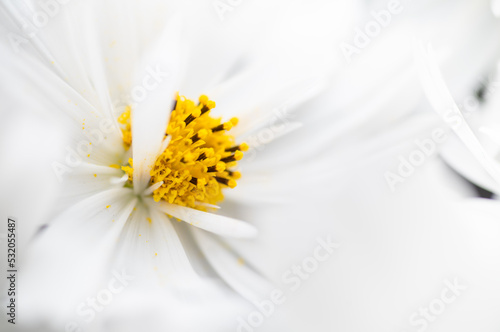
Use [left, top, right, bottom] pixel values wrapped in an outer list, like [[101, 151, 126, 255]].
[[201, 105, 210, 115], [215, 176, 237, 188], [215, 176, 229, 185], [207, 162, 225, 173], [191, 133, 201, 143], [184, 109, 202, 126], [184, 114, 196, 125], [220, 151, 243, 163], [197, 152, 207, 161], [225, 143, 249, 153], [212, 123, 228, 132], [190, 129, 208, 143]]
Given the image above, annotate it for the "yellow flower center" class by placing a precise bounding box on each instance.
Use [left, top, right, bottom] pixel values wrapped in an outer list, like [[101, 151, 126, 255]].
[[118, 94, 247, 210]]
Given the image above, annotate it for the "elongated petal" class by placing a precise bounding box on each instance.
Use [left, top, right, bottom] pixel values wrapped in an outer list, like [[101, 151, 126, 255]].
[[192, 228, 274, 303], [112, 203, 197, 284], [153, 200, 257, 239], [131, 15, 183, 193], [20, 188, 136, 322], [417, 42, 500, 186], [441, 135, 500, 195]]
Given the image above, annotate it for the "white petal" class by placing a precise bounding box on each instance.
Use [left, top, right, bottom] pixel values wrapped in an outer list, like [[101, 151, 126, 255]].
[[417, 42, 500, 187], [441, 135, 500, 195], [111, 202, 198, 285], [192, 228, 274, 303], [91, 281, 250, 332], [142, 181, 164, 196], [20, 188, 137, 322], [493, 0, 500, 17], [152, 200, 257, 239], [131, 15, 183, 193]]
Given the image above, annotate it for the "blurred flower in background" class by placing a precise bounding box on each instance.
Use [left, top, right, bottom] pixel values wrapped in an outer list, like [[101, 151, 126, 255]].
[[1, 0, 500, 331]]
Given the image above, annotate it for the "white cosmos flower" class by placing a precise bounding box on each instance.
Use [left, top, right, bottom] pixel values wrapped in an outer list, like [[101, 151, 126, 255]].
[[418, 42, 500, 196], [0, 0, 355, 330], [409, 13, 500, 331], [413, 0, 500, 197]]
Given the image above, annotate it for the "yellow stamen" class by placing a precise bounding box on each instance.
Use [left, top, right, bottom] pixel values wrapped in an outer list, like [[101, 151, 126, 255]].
[[119, 94, 246, 211], [239, 143, 249, 151], [118, 106, 132, 147], [121, 158, 134, 181]]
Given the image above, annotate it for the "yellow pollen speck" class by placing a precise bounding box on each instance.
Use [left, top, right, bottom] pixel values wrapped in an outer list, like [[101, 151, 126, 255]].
[[87, 154, 90, 157], [147, 217, 152, 224], [155, 253, 157, 256], [118, 94, 246, 211], [237, 257, 245, 265], [106, 205, 110, 209], [139, 234, 141, 237], [94, 174, 97, 177]]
